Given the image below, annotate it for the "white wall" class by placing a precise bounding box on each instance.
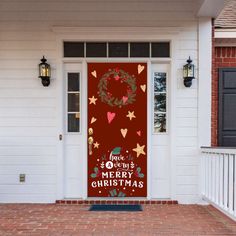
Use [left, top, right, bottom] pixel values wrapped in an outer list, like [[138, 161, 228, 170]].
[[0, 0, 208, 203]]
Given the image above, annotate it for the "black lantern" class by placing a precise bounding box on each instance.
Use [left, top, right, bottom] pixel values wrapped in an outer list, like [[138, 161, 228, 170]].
[[183, 56, 195, 87], [38, 56, 51, 86]]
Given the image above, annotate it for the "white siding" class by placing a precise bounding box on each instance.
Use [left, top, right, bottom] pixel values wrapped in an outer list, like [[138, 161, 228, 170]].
[[0, 0, 207, 203]]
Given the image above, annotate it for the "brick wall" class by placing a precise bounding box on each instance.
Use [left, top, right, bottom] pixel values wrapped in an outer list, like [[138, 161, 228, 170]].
[[212, 46, 236, 146]]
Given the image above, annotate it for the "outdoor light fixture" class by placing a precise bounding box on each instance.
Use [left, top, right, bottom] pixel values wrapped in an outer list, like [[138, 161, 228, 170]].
[[183, 56, 195, 87], [38, 56, 51, 86]]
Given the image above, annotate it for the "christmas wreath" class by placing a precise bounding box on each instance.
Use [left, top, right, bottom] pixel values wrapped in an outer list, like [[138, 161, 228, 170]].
[[98, 68, 137, 107]]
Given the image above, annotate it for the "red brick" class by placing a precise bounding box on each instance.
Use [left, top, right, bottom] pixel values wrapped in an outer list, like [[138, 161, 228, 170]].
[[227, 47, 231, 57], [1, 204, 233, 235], [232, 47, 236, 57], [222, 47, 226, 57], [215, 58, 223, 63], [216, 47, 221, 57], [223, 58, 236, 63]]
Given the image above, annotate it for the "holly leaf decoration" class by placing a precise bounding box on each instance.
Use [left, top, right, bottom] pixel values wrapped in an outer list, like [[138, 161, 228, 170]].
[[112, 147, 121, 155]]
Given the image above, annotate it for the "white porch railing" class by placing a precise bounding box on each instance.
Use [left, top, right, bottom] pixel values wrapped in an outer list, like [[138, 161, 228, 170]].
[[201, 147, 236, 220]]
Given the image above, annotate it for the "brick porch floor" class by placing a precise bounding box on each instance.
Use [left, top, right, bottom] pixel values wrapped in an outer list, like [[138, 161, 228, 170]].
[[0, 204, 236, 236]]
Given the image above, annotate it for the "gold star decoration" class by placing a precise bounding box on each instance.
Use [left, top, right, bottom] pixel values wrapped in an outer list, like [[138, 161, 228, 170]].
[[126, 111, 136, 121], [93, 142, 100, 148], [132, 143, 146, 157], [89, 96, 97, 105]]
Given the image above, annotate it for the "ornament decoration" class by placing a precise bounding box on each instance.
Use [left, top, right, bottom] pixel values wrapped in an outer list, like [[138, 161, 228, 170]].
[[90, 117, 97, 124], [91, 70, 97, 78], [132, 143, 146, 157], [126, 111, 136, 121], [120, 128, 128, 138], [93, 142, 100, 148], [140, 84, 146, 92], [107, 112, 116, 124], [89, 96, 97, 105], [98, 68, 137, 107], [138, 64, 145, 74]]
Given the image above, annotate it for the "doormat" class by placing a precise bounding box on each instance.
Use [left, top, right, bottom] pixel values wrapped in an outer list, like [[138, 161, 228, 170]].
[[89, 204, 142, 211]]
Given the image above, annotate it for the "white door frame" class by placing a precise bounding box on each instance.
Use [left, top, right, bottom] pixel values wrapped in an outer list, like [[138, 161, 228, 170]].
[[53, 27, 180, 200]]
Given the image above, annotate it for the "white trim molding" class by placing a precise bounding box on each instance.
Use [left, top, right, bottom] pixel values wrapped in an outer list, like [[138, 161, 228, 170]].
[[197, 0, 225, 18], [52, 27, 182, 41], [215, 29, 236, 39]]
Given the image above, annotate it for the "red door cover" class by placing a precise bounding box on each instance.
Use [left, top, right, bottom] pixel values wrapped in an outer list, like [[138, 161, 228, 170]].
[[87, 63, 147, 197]]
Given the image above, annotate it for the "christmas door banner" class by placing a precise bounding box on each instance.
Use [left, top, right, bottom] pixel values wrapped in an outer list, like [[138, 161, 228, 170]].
[[88, 63, 147, 197]]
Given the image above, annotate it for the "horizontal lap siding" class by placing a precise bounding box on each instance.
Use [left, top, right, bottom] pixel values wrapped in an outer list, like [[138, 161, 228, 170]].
[[175, 24, 199, 202], [0, 0, 199, 203], [0, 10, 57, 202]]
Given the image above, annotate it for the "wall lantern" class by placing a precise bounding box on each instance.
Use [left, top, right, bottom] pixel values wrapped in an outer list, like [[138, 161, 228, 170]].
[[38, 56, 51, 86], [183, 56, 195, 87]]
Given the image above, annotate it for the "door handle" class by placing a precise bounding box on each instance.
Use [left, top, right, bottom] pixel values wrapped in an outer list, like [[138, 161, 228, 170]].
[[88, 136, 94, 155]]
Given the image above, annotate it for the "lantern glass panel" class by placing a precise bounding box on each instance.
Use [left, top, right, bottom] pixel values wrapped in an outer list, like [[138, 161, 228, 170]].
[[39, 63, 50, 77], [183, 65, 188, 78], [188, 65, 194, 77]]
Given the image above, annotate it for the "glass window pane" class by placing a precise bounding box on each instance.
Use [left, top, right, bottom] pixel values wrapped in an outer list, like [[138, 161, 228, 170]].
[[68, 113, 80, 132], [68, 93, 80, 112], [154, 72, 166, 92], [109, 43, 128, 57], [130, 42, 150, 57], [154, 94, 166, 112], [68, 73, 80, 91], [154, 114, 166, 133], [86, 42, 107, 57], [64, 42, 84, 57], [151, 42, 170, 58]]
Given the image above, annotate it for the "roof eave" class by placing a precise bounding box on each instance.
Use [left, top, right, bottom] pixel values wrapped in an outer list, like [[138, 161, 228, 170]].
[[197, 0, 225, 18]]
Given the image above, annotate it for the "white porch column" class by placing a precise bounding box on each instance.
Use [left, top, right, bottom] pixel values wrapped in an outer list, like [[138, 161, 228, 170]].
[[198, 17, 212, 147]]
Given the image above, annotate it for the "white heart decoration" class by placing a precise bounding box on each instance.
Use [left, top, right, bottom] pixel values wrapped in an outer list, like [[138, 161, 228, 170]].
[[90, 117, 97, 124], [140, 84, 146, 92], [91, 70, 97, 78], [138, 64, 145, 74], [120, 128, 128, 138]]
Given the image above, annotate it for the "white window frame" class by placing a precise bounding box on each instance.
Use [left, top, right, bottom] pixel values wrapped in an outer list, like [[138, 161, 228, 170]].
[[152, 70, 169, 134], [65, 70, 82, 135]]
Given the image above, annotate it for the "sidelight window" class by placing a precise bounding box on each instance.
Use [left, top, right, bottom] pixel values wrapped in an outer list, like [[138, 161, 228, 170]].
[[153, 72, 167, 133], [67, 73, 80, 132]]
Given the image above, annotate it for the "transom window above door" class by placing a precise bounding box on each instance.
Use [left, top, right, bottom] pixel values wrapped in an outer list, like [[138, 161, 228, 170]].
[[64, 42, 170, 58]]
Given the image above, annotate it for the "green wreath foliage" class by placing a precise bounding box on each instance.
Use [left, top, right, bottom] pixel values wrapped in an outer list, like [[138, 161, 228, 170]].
[[98, 68, 137, 107]]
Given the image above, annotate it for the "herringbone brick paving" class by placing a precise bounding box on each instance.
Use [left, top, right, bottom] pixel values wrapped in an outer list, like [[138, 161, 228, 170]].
[[0, 204, 236, 235]]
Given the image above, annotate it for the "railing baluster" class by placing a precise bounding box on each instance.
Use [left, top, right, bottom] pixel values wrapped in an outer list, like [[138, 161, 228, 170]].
[[219, 154, 224, 208], [229, 154, 234, 214], [212, 154, 216, 202], [209, 154, 212, 200], [205, 154, 209, 199], [201, 153, 206, 196], [234, 154, 236, 217], [215, 154, 220, 205], [224, 154, 229, 211]]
